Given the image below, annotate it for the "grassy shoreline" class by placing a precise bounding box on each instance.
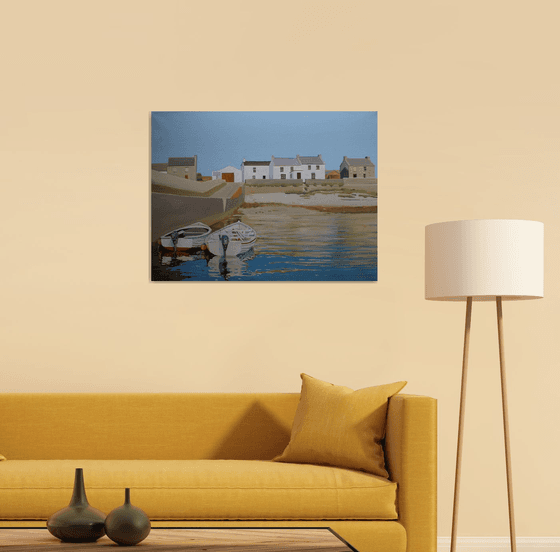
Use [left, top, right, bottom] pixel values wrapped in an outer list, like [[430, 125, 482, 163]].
[[242, 202, 377, 214]]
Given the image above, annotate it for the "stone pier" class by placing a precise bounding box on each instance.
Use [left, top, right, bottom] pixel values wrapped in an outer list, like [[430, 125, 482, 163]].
[[151, 171, 245, 242]]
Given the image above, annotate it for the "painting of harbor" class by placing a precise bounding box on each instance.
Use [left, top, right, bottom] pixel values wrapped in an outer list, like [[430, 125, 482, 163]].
[[151, 112, 377, 282]]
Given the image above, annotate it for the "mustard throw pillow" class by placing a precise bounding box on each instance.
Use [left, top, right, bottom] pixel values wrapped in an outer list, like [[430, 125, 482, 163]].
[[273, 373, 406, 478], [0, 454, 6, 461]]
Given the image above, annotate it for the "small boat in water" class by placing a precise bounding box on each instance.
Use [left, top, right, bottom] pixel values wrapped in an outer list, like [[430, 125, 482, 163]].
[[206, 222, 257, 257], [160, 222, 212, 251]]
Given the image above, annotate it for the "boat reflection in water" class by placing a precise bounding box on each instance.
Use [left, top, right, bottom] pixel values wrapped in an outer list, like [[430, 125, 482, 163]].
[[207, 248, 255, 281], [155, 245, 256, 281], [158, 250, 206, 267]]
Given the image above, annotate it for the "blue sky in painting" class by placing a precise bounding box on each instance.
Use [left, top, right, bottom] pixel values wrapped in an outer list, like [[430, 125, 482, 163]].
[[151, 112, 377, 176]]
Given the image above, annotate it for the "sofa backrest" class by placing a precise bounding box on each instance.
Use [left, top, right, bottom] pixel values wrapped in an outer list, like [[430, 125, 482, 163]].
[[0, 393, 300, 460]]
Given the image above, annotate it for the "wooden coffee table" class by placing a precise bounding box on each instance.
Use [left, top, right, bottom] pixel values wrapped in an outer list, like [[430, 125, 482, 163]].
[[0, 527, 357, 551]]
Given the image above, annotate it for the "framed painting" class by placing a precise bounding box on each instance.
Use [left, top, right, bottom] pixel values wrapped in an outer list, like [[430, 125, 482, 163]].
[[151, 112, 377, 282]]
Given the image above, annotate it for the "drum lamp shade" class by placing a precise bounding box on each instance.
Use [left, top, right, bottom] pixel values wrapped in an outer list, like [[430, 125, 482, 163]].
[[425, 219, 544, 301]]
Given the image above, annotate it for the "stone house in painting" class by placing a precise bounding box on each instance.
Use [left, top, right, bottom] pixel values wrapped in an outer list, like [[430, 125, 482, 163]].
[[241, 159, 270, 182], [166, 156, 197, 180], [339, 156, 375, 179]]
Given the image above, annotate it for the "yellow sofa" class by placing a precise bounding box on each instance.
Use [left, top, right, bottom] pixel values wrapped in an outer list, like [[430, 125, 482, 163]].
[[0, 393, 436, 552]]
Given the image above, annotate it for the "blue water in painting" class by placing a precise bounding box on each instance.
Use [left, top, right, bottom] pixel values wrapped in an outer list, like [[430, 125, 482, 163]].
[[152, 204, 377, 282]]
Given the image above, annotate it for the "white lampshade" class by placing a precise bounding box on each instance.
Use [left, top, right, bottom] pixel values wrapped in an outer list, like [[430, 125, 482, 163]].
[[425, 219, 544, 301]]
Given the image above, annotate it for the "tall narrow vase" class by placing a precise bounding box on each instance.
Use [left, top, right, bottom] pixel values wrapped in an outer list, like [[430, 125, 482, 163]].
[[47, 468, 106, 542]]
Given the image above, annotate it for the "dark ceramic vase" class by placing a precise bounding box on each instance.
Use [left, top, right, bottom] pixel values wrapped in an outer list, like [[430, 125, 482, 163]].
[[105, 488, 151, 546], [46, 468, 106, 542]]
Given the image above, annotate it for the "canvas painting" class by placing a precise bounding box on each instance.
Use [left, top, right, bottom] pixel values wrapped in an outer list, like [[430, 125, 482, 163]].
[[151, 112, 377, 282]]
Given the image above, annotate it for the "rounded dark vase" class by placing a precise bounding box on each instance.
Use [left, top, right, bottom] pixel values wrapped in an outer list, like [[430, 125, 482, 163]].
[[46, 468, 106, 543], [105, 488, 151, 546]]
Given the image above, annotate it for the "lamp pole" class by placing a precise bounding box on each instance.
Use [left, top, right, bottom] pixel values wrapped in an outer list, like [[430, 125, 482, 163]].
[[450, 297, 472, 552], [496, 297, 517, 552]]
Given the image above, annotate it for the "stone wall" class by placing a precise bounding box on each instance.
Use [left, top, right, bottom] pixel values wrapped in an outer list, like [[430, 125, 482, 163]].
[[151, 188, 245, 242], [245, 179, 303, 186], [342, 177, 377, 185], [304, 179, 344, 186], [151, 170, 225, 197], [342, 178, 377, 194]]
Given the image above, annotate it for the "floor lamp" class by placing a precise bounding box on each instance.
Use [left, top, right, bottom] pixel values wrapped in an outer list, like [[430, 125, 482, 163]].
[[425, 219, 544, 552]]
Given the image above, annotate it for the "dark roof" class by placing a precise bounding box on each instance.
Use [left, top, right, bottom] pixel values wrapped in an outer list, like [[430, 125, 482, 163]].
[[243, 160, 270, 166], [298, 155, 324, 165], [272, 157, 298, 166], [346, 157, 375, 166], [168, 157, 196, 167]]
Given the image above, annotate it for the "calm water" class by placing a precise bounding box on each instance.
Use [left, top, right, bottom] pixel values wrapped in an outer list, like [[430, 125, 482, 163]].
[[152, 204, 377, 282]]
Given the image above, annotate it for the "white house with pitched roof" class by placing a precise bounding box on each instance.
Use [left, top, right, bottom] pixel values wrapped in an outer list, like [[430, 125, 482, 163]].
[[212, 165, 242, 182], [270, 156, 300, 180], [241, 159, 271, 182], [270, 155, 325, 180], [297, 155, 325, 180]]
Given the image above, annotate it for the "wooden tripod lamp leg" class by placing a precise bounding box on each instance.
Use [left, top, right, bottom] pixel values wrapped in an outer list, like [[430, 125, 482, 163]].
[[496, 297, 517, 552], [450, 296, 473, 552]]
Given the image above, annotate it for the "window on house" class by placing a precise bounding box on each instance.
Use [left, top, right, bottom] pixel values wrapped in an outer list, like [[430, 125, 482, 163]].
[[253, 176, 256, 179], [281, 174, 286, 179], [316, 165, 320, 170], [280, 167, 284, 172], [253, 167, 256, 172], [263, 176, 266, 179], [353, 174, 357, 178], [363, 174, 366, 178], [308, 165, 311, 170], [291, 167, 294, 171], [311, 173, 316, 179]]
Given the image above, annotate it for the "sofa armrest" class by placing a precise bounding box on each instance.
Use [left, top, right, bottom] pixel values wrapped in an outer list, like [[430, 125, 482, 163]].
[[385, 394, 437, 552]]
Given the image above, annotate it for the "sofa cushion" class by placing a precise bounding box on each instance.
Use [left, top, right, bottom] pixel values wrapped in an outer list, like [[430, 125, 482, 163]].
[[274, 374, 406, 478], [0, 459, 398, 521]]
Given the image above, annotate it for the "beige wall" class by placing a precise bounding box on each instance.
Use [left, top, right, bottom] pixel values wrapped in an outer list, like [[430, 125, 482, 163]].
[[1, 0, 559, 539]]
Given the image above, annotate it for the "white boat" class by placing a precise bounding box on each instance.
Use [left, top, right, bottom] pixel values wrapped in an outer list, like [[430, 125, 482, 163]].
[[160, 222, 212, 251], [206, 222, 257, 257]]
